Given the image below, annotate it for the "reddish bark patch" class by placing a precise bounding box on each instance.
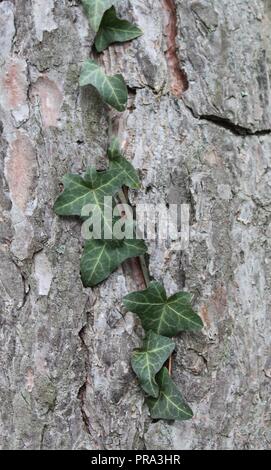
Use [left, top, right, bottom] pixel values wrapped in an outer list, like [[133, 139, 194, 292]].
[[163, 0, 188, 97], [6, 132, 36, 211], [1, 59, 27, 109], [200, 304, 210, 327], [31, 77, 63, 128], [212, 284, 227, 314], [200, 285, 228, 327]]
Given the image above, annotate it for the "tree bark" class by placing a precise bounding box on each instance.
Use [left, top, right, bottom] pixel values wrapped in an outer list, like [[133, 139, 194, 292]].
[[0, 0, 270, 450]]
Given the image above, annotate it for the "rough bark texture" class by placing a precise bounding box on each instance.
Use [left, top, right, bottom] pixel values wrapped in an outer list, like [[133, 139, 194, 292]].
[[0, 0, 270, 450]]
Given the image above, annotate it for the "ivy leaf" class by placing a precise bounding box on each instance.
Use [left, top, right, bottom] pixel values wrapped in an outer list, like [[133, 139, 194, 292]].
[[81, 238, 147, 286], [54, 167, 127, 218], [108, 138, 140, 189], [81, 0, 116, 33], [131, 331, 175, 398], [147, 368, 193, 421], [80, 60, 128, 112], [95, 6, 143, 52], [123, 281, 203, 337]]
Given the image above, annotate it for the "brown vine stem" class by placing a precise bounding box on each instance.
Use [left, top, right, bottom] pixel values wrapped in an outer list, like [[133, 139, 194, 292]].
[[117, 188, 150, 286], [108, 114, 149, 292], [168, 354, 173, 376]]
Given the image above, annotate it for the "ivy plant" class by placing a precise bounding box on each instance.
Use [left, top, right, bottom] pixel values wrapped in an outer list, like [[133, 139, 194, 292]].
[[108, 138, 140, 189], [131, 331, 175, 397], [80, 60, 128, 111], [94, 6, 142, 52], [82, 0, 116, 33], [54, 165, 131, 217], [147, 368, 194, 421], [54, 141, 146, 286], [123, 281, 203, 336], [123, 283, 203, 419], [54, 0, 204, 423], [81, 238, 147, 287]]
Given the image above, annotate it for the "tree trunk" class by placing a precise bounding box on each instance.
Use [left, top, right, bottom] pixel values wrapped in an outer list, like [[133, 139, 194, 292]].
[[0, 0, 270, 450]]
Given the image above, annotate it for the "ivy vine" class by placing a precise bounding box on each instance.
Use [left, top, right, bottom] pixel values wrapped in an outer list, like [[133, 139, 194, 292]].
[[94, 6, 143, 52], [123, 282, 203, 420], [54, 0, 203, 422], [80, 60, 128, 111]]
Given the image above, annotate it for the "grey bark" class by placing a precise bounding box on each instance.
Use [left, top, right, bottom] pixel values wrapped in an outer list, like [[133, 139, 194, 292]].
[[0, 0, 270, 450]]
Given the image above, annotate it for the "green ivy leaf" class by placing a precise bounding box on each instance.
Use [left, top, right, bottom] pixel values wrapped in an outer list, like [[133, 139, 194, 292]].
[[131, 331, 175, 398], [80, 60, 128, 112], [95, 6, 142, 52], [81, 238, 147, 286], [147, 368, 193, 421], [54, 167, 126, 218], [81, 0, 116, 33], [123, 281, 203, 337], [108, 138, 140, 189]]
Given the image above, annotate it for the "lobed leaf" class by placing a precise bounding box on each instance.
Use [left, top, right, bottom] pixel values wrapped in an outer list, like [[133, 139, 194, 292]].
[[131, 331, 175, 397], [81, 0, 116, 33], [123, 281, 203, 337], [54, 166, 125, 219], [108, 138, 140, 189], [80, 60, 128, 112], [54, 159, 140, 219], [95, 6, 142, 52], [147, 368, 193, 421], [81, 238, 147, 286]]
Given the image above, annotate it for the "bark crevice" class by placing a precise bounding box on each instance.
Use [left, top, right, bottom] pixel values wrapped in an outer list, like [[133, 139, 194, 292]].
[[183, 101, 271, 136]]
